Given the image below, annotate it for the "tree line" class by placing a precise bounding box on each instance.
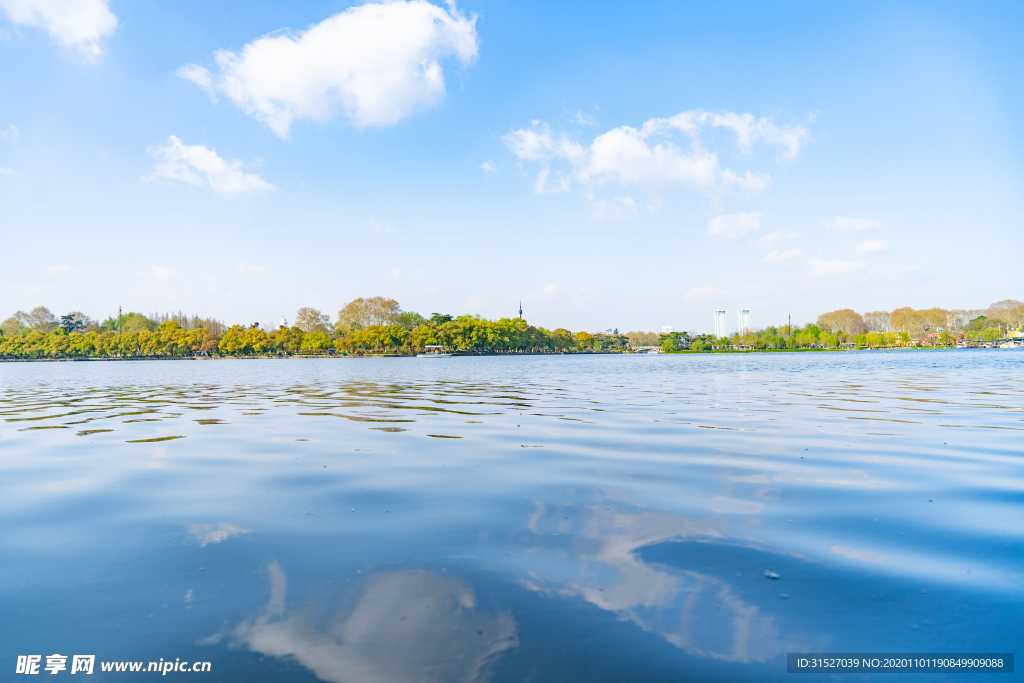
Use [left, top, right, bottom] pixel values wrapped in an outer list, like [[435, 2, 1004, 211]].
[[656, 299, 1023, 352], [2, 298, 1020, 359], [0, 298, 611, 359]]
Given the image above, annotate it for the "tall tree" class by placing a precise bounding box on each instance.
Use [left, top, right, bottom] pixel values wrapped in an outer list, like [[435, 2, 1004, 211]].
[[817, 309, 867, 335], [0, 311, 31, 336], [26, 306, 58, 332], [294, 307, 330, 334], [987, 299, 1024, 326], [336, 297, 402, 331], [862, 311, 891, 332]]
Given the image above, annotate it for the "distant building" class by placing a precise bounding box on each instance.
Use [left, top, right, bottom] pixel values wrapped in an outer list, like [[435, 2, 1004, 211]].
[[714, 310, 727, 338], [280, 316, 288, 329], [661, 325, 674, 333], [738, 309, 750, 335]]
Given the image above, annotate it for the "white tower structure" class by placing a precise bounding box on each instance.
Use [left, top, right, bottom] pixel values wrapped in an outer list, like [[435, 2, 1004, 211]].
[[738, 309, 750, 335], [661, 325, 674, 333], [714, 310, 727, 338]]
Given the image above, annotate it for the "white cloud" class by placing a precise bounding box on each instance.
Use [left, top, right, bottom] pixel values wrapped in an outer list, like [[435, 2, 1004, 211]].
[[504, 109, 804, 198], [708, 211, 761, 239], [371, 219, 394, 234], [580, 124, 766, 192], [808, 259, 864, 278], [751, 230, 797, 250], [0, 167, 13, 175], [175, 63, 217, 101], [502, 120, 585, 163], [856, 239, 889, 254], [145, 135, 273, 196], [178, 0, 478, 138], [149, 265, 178, 282], [391, 267, 402, 279], [762, 249, 805, 266], [480, 159, 498, 173], [236, 264, 266, 274], [591, 196, 638, 222], [0, 124, 18, 139], [685, 285, 726, 301], [824, 217, 882, 232], [709, 112, 808, 159], [0, 0, 116, 58], [186, 522, 251, 547]]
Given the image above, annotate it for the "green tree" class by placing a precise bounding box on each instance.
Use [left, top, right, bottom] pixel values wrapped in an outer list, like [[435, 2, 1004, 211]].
[[60, 314, 85, 333], [397, 311, 428, 330], [300, 332, 333, 354]]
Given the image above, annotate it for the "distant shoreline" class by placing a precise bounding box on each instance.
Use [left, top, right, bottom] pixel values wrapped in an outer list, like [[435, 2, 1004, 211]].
[[0, 347, 994, 363]]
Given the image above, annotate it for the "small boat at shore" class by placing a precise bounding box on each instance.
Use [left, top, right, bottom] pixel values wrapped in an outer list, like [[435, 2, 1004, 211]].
[[417, 345, 452, 358], [999, 340, 1023, 349]]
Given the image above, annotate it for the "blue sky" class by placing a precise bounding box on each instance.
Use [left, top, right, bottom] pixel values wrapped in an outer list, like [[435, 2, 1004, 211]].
[[0, 0, 1021, 334]]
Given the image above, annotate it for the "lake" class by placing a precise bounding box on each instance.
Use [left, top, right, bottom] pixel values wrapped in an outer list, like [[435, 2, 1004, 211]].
[[1, 351, 1021, 681]]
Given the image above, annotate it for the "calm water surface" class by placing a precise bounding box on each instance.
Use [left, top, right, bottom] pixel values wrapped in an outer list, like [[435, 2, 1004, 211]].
[[1, 352, 1022, 682]]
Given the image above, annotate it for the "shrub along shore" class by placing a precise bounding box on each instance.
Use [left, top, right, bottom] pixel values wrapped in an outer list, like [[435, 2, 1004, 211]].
[[1, 298, 1020, 360]]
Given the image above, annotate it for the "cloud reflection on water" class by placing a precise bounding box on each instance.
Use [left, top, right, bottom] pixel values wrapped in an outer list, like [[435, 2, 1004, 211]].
[[234, 563, 518, 683], [185, 522, 251, 547], [517, 502, 802, 663]]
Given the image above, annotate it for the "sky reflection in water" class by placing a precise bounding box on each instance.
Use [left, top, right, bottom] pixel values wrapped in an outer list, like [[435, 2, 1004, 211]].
[[1, 352, 1022, 682]]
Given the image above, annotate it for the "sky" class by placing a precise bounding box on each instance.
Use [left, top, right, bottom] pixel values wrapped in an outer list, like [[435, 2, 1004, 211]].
[[0, 0, 1021, 334]]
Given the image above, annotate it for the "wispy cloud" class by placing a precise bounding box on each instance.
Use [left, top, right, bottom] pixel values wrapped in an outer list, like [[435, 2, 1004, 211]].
[[144, 135, 273, 196], [185, 522, 251, 547], [824, 217, 881, 232], [591, 196, 638, 221], [571, 109, 597, 125], [525, 283, 558, 302], [371, 219, 394, 234], [0, 0, 117, 59], [0, 167, 13, 175], [808, 259, 864, 278], [480, 159, 498, 173], [148, 265, 178, 282], [0, 124, 18, 139], [856, 239, 889, 254], [177, 0, 478, 138], [762, 249, 805, 266], [708, 211, 761, 239], [751, 230, 797, 250], [236, 264, 266, 274]]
